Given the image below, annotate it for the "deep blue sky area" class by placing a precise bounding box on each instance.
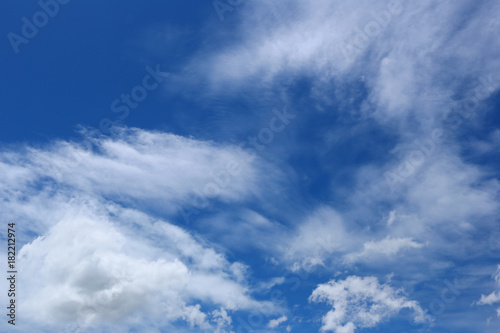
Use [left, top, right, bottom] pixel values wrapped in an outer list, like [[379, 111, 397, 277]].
[[1, 1, 500, 333], [1, 0, 214, 143]]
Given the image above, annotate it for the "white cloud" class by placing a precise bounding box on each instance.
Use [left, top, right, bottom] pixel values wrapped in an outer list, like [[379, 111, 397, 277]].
[[212, 308, 234, 333], [310, 276, 428, 332], [274, 207, 424, 271], [386, 210, 396, 227], [476, 265, 500, 316], [404, 156, 499, 226], [353, 151, 500, 251], [165, 2, 500, 288], [2, 1, 500, 330], [163, 0, 500, 282], [18, 212, 186, 327], [268, 315, 288, 328], [344, 236, 424, 263], [0, 128, 281, 332], [16, 205, 274, 331], [175, 0, 500, 125], [0, 127, 278, 232], [192, 0, 407, 84], [478, 292, 500, 306], [283, 206, 359, 271], [256, 277, 286, 292]]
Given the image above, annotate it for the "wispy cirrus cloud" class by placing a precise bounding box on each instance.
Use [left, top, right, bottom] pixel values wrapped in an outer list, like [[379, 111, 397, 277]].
[[2, 0, 500, 332], [343, 236, 424, 264]]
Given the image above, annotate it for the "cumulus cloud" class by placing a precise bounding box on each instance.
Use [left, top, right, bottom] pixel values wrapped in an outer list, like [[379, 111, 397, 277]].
[[16, 205, 275, 332], [19, 213, 185, 326], [310, 276, 428, 332], [0, 127, 281, 332]]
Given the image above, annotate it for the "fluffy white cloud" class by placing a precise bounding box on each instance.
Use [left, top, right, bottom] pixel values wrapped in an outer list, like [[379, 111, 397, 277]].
[[478, 292, 500, 306], [310, 276, 428, 332], [212, 308, 234, 333], [15, 204, 275, 332], [476, 265, 500, 316], [0, 128, 281, 332]]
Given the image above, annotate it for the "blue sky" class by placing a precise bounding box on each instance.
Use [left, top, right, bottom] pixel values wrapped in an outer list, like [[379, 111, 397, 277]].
[[1, 0, 500, 332]]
